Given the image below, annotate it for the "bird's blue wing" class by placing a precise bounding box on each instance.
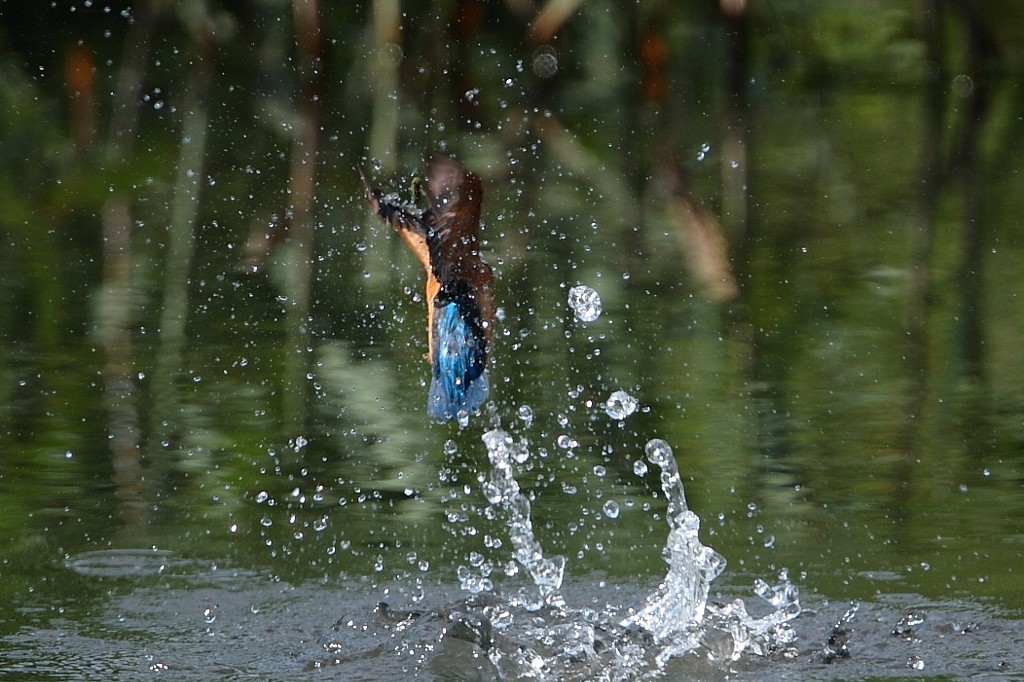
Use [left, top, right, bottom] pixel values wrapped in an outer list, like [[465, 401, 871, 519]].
[[427, 300, 489, 420]]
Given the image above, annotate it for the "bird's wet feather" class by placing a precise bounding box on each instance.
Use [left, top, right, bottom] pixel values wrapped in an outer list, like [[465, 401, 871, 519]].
[[361, 155, 495, 421]]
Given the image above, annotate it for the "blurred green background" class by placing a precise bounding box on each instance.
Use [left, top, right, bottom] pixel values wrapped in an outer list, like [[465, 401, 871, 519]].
[[0, 0, 1022, 676]]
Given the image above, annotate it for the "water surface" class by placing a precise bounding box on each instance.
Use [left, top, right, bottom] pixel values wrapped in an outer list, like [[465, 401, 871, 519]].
[[1, 2, 1023, 679]]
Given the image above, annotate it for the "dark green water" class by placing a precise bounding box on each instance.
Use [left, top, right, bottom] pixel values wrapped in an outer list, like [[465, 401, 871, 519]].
[[1, 2, 1023, 679]]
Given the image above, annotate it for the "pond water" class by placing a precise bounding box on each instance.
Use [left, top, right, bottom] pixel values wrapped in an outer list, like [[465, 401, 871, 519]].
[[1, 3, 1023, 680]]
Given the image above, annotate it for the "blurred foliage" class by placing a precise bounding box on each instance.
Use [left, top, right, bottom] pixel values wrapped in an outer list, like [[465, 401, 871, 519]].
[[0, 0, 1021, 611]]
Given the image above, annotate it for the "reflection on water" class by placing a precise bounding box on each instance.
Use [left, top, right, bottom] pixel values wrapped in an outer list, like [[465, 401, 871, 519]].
[[2, 1, 1024, 679]]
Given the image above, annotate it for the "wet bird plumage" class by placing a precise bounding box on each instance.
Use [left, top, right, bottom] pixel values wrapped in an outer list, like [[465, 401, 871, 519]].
[[360, 155, 494, 420]]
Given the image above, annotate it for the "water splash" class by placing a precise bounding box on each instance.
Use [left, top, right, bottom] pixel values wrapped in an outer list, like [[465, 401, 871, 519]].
[[621, 439, 725, 645], [324, 424, 800, 679], [624, 438, 801, 663], [467, 427, 801, 678], [482, 427, 566, 610]]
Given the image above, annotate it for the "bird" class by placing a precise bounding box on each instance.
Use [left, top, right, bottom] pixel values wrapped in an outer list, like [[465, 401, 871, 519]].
[[360, 154, 495, 421]]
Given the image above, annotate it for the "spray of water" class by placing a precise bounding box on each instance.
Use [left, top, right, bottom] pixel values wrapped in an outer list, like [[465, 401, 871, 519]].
[[333, 278, 801, 678], [472, 420, 801, 679], [481, 427, 566, 610], [620, 438, 726, 645]]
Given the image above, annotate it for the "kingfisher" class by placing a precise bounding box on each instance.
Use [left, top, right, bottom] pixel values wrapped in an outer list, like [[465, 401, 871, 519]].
[[360, 154, 495, 421]]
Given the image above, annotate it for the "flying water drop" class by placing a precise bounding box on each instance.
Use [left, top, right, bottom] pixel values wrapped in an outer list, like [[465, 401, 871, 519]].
[[605, 390, 638, 419], [568, 285, 602, 322]]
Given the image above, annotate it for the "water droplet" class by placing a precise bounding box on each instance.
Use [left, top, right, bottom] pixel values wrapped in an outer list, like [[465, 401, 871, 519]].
[[644, 438, 673, 466], [633, 459, 648, 476], [568, 285, 602, 322], [482, 481, 502, 504], [532, 46, 558, 78], [511, 441, 530, 464], [951, 73, 973, 98], [605, 390, 638, 419], [517, 404, 534, 427], [556, 434, 577, 450], [602, 500, 620, 519]]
